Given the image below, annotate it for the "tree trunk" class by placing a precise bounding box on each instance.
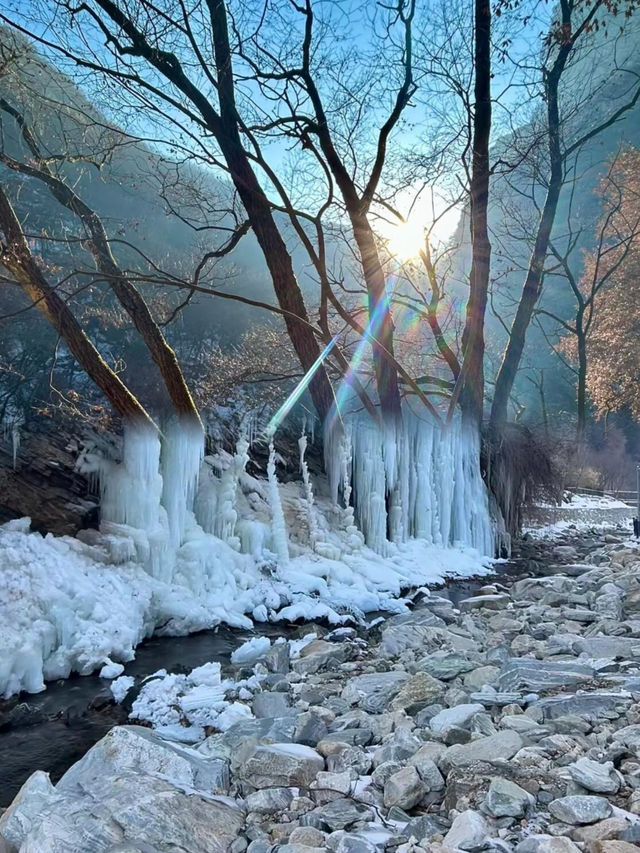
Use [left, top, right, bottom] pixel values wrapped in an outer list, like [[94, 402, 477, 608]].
[[576, 321, 587, 444], [0, 96, 201, 424], [489, 59, 564, 433], [350, 214, 402, 420], [0, 185, 155, 427], [460, 0, 492, 425], [208, 0, 335, 423]]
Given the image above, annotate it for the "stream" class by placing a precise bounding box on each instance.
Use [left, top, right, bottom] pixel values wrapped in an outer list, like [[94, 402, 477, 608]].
[[0, 538, 585, 808]]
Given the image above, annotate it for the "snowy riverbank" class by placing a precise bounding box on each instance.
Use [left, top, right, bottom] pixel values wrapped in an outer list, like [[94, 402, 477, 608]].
[[3, 521, 640, 852], [0, 515, 491, 700]]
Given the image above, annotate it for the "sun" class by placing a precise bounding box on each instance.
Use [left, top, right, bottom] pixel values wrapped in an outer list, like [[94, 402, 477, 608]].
[[383, 217, 426, 261], [377, 188, 463, 263]]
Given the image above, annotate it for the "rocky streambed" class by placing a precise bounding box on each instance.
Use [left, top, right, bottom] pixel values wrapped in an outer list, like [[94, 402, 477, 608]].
[[3, 524, 640, 853]]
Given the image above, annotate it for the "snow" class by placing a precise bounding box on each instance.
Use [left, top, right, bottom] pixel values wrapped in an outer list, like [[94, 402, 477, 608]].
[[230, 636, 272, 666], [0, 408, 495, 699], [110, 675, 134, 703]]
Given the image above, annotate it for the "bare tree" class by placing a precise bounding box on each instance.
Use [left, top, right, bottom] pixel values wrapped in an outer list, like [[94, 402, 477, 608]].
[[489, 0, 640, 432], [0, 183, 155, 426]]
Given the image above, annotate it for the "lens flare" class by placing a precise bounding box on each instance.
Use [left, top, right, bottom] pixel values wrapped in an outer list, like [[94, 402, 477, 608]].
[[266, 335, 339, 437]]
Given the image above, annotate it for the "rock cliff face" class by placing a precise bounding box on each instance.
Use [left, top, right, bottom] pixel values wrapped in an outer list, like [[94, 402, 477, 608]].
[[0, 421, 97, 536]]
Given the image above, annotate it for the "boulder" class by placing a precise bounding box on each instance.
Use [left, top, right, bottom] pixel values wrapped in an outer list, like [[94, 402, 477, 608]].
[[58, 725, 229, 796], [443, 809, 490, 851], [383, 767, 426, 810], [444, 731, 523, 768], [548, 796, 613, 826], [484, 778, 535, 818], [429, 704, 484, 733], [302, 798, 373, 831], [568, 758, 621, 794], [245, 788, 294, 814], [498, 660, 596, 692], [342, 673, 409, 713], [516, 836, 582, 853], [389, 672, 445, 714], [239, 744, 324, 788]]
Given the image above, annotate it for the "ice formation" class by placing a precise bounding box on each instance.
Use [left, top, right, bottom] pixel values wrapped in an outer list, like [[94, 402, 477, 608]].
[[0, 404, 496, 698], [325, 407, 494, 556]]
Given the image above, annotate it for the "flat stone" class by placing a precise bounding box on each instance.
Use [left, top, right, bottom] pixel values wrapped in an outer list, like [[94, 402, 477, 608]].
[[572, 818, 634, 843], [548, 796, 612, 826], [405, 814, 450, 843], [529, 693, 631, 721], [591, 843, 640, 853], [288, 827, 327, 847], [568, 758, 620, 794], [389, 672, 445, 714], [498, 660, 596, 692], [444, 731, 523, 768], [573, 637, 640, 660], [342, 673, 409, 713], [383, 766, 426, 810], [293, 640, 350, 675], [245, 787, 294, 814], [239, 744, 324, 788], [443, 809, 490, 851], [421, 652, 477, 680], [464, 666, 500, 691], [459, 594, 510, 611], [302, 798, 373, 831], [380, 613, 445, 656], [429, 703, 484, 733], [484, 777, 535, 818], [516, 835, 582, 853]]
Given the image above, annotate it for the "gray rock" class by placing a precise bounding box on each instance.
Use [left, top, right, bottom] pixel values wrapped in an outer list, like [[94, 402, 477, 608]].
[[464, 666, 501, 691], [253, 692, 293, 719], [573, 637, 640, 660], [239, 743, 324, 788], [199, 717, 295, 766], [444, 809, 490, 851], [383, 766, 426, 810], [515, 836, 581, 853], [0, 771, 60, 851], [245, 788, 294, 814], [312, 771, 353, 795], [303, 798, 373, 831], [380, 613, 445, 657], [293, 640, 350, 675], [333, 835, 377, 853], [410, 755, 444, 791], [389, 672, 445, 713], [294, 712, 329, 746], [342, 673, 408, 713], [444, 730, 523, 768], [13, 771, 244, 853], [484, 778, 535, 818], [529, 692, 631, 721], [405, 814, 450, 843], [288, 827, 327, 847], [568, 758, 621, 794], [498, 659, 596, 692], [548, 796, 613, 825], [459, 594, 510, 611], [429, 703, 485, 733], [58, 725, 229, 796], [421, 652, 477, 680]]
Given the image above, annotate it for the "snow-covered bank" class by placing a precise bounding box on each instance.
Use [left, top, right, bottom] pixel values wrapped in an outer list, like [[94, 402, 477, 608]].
[[0, 518, 490, 700], [0, 412, 495, 699]]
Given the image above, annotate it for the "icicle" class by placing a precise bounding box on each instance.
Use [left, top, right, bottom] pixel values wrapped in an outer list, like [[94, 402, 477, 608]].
[[267, 439, 290, 564], [11, 420, 20, 470], [298, 431, 318, 549], [161, 419, 204, 547]]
